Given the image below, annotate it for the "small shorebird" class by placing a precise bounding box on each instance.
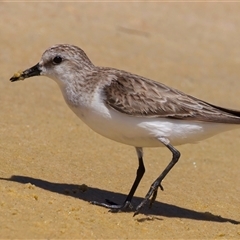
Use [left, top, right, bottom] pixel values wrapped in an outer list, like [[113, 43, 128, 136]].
[[10, 44, 240, 216]]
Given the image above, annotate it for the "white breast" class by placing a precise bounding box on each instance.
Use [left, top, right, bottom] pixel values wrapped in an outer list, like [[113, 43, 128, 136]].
[[62, 85, 240, 147]]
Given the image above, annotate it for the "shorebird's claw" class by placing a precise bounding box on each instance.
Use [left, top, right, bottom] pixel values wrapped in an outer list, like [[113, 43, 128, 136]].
[[134, 181, 164, 216], [108, 201, 133, 213], [159, 183, 164, 191], [90, 199, 133, 212]]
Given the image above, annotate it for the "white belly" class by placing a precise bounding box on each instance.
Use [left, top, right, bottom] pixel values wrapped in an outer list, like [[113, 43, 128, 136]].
[[66, 96, 240, 148]]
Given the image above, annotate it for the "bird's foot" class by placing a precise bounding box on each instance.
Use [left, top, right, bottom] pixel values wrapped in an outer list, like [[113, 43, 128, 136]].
[[133, 181, 164, 217], [90, 199, 133, 212]]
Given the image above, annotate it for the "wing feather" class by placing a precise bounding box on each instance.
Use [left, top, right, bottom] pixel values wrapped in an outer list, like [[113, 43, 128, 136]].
[[103, 71, 240, 124]]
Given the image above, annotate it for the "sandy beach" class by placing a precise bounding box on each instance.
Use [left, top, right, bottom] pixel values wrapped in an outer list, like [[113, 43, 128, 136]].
[[1, 2, 240, 238]]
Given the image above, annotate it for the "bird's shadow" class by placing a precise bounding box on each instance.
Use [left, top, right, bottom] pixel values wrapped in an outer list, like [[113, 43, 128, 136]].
[[1, 175, 239, 224]]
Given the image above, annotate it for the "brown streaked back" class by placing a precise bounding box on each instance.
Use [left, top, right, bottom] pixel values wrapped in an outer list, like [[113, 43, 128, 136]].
[[102, 69, 240, 124]]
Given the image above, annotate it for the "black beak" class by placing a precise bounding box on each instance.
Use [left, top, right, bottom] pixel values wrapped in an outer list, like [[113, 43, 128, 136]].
[[10, 63, 41, 82]]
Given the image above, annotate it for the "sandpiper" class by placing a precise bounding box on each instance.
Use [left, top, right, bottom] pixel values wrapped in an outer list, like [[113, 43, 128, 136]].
[[10, 44, 240, 216]]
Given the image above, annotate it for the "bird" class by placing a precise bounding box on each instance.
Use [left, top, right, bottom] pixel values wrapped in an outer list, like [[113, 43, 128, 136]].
[[10, 44, 240, 216]]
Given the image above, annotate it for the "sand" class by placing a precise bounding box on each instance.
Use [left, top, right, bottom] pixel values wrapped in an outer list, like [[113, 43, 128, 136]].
[[1, 2, 240, 239]]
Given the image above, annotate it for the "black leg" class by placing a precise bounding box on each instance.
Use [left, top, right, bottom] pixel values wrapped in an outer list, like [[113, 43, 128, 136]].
[[91, 147, 145, 211], [134, 138, 180, 216]]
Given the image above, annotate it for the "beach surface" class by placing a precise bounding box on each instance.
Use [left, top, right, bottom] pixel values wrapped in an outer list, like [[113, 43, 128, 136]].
[[1, 3, 240, 238]]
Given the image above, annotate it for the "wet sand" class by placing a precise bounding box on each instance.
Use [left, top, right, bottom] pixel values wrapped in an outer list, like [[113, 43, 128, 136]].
[[1, 2, 240, 239]]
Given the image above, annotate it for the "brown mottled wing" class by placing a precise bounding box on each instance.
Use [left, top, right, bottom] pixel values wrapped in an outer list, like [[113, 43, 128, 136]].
[[103, 71, 240, 124]]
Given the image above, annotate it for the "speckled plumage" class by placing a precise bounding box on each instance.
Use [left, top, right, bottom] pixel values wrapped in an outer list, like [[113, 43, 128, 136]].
[[10, 44, 240, 215], [102, 69, 240, 123]]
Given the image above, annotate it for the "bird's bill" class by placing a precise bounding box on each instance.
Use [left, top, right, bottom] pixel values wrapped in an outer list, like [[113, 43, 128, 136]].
[[10, 63, 41, 82]]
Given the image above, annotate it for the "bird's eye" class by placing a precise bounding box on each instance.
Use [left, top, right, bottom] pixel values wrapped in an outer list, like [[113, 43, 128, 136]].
[[52, 56, 62, 65]]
